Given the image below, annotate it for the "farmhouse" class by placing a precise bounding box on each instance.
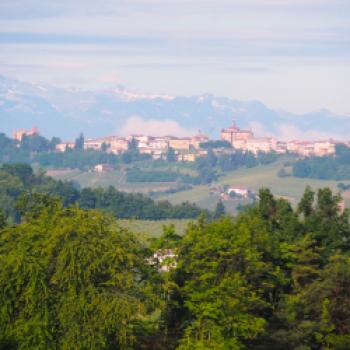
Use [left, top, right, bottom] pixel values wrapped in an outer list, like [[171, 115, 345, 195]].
[[227, 185, 249, 198], [94, 164, 114, 173]]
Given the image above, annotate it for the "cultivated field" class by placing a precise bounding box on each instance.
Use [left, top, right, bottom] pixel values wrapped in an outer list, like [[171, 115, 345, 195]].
[[48, 162, 350, 214], [156, 162, 350, 212], [47, 168, 179, 193]]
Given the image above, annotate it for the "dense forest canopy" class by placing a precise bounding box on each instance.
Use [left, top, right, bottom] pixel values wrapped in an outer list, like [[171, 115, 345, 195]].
[[0, 202, 159, 349], [0, 185, 350, 349]]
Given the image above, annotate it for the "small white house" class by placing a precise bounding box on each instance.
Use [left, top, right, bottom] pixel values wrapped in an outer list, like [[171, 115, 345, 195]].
[[227, 185, 249, 198], [94, 164, 114, 173]]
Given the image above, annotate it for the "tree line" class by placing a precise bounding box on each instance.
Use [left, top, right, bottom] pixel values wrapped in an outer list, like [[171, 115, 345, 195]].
[[0, 186, 349, 349], [126, 168, 200, 185], [195, 149, 279, 184], [0, 164, 206, 224]]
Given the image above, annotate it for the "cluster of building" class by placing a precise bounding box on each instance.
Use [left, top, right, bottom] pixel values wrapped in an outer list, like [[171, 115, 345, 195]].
[[14, 121, 349, 162], [220, 122, 337, 157], [56, 132, 210, 162], [13, 127, 39, 141]]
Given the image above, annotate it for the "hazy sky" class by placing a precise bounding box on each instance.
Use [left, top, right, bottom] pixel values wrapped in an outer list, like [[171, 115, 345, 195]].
[[0, 0, 349, 115]]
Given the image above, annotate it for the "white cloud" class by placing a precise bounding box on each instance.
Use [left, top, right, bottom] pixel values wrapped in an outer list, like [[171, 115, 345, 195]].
[[277, 124, 343, 141], [0, 0, 349, 114], [46, 61, 88, 69], [249, 121, 346, 141], [99, 74, 121, 85], [119, 116, 195, 137]]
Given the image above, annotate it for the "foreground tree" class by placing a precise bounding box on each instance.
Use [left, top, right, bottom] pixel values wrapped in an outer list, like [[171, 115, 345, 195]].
[[169, 217, 274, 349], [74, 132, 85, 150], [0, 209, 6, 229], [0, 199, 158, 349], [214, 200, 226, 219]]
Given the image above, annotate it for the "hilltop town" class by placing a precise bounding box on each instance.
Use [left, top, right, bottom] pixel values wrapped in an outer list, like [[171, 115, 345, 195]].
[[13, 121, 348, 163]]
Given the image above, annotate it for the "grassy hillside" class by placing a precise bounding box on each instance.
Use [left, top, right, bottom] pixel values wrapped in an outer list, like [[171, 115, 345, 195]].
[[118, 219, 191, 238], [48, 162, 350, 215], [47, 168, 179, 193], [156, 162, 350, 212]]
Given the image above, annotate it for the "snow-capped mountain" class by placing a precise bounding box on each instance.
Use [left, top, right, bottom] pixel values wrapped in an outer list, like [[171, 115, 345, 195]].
[[0, 75, 349, 141]]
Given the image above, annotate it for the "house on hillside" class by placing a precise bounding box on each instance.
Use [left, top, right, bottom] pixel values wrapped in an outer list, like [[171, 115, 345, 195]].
[[313, 141, 336, 156], [94, 164, 114, 173], [191, 131, 209, 149], [108, 137, 129, 154], [245, 137, 277, 154], [148, 137, 169, 150], [13, 127, 39, 141], [227, 185, 249, 198], [168, 137, 192, 151]]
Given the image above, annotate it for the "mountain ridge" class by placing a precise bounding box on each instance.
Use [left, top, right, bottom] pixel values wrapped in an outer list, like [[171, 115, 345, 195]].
[[0, 75, 349, 141]]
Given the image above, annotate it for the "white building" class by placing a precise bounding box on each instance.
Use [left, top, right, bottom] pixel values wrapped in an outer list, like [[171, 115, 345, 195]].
[[108, 137, 129, 154], [313, 141, 336, 157], [94, 164, 114, 173], [245, 137, 277, 154], [84, 138, 105, 151], [227, 186, 249, 198], [148, 137, 169, 150]]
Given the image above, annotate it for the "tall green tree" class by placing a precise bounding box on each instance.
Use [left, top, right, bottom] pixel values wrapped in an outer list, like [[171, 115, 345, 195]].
[[214, 200, 225, 219], [170, 217, 274, 349], [0, 209, 6, 229], [0, 201, 159, 349], [74, 132, 85, 150], [166, 147, 176, 162]]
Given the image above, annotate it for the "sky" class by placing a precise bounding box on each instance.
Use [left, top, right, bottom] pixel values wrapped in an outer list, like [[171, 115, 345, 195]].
[[0, 0, 349, 115]]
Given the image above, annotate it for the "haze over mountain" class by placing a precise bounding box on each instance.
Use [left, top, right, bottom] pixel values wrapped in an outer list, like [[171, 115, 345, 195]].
[[1, 75, 349, 141]]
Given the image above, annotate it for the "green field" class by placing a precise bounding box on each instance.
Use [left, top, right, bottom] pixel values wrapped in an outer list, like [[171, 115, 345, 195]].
[[118, 219, 191, 238], [47, 168, 179, 193], [46, 162, 198, 193], [48, 161, 350, 214], [156, 162, 350, 212]]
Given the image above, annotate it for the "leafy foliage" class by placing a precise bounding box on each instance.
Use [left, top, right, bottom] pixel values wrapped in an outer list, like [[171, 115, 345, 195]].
[[126, 168, 200, 184], [1, 179, 350, 349], [160, 187, 350, 349], [0, 208, 6, 229], [0, 202, 158, 349], [34, 149, 119, 170], [214, 200, 226, 219], [0, 164, 205, 222]]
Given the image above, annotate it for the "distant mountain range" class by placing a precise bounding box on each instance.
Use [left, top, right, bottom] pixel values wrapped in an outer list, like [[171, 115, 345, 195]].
[[1, 75, 349, 141]]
